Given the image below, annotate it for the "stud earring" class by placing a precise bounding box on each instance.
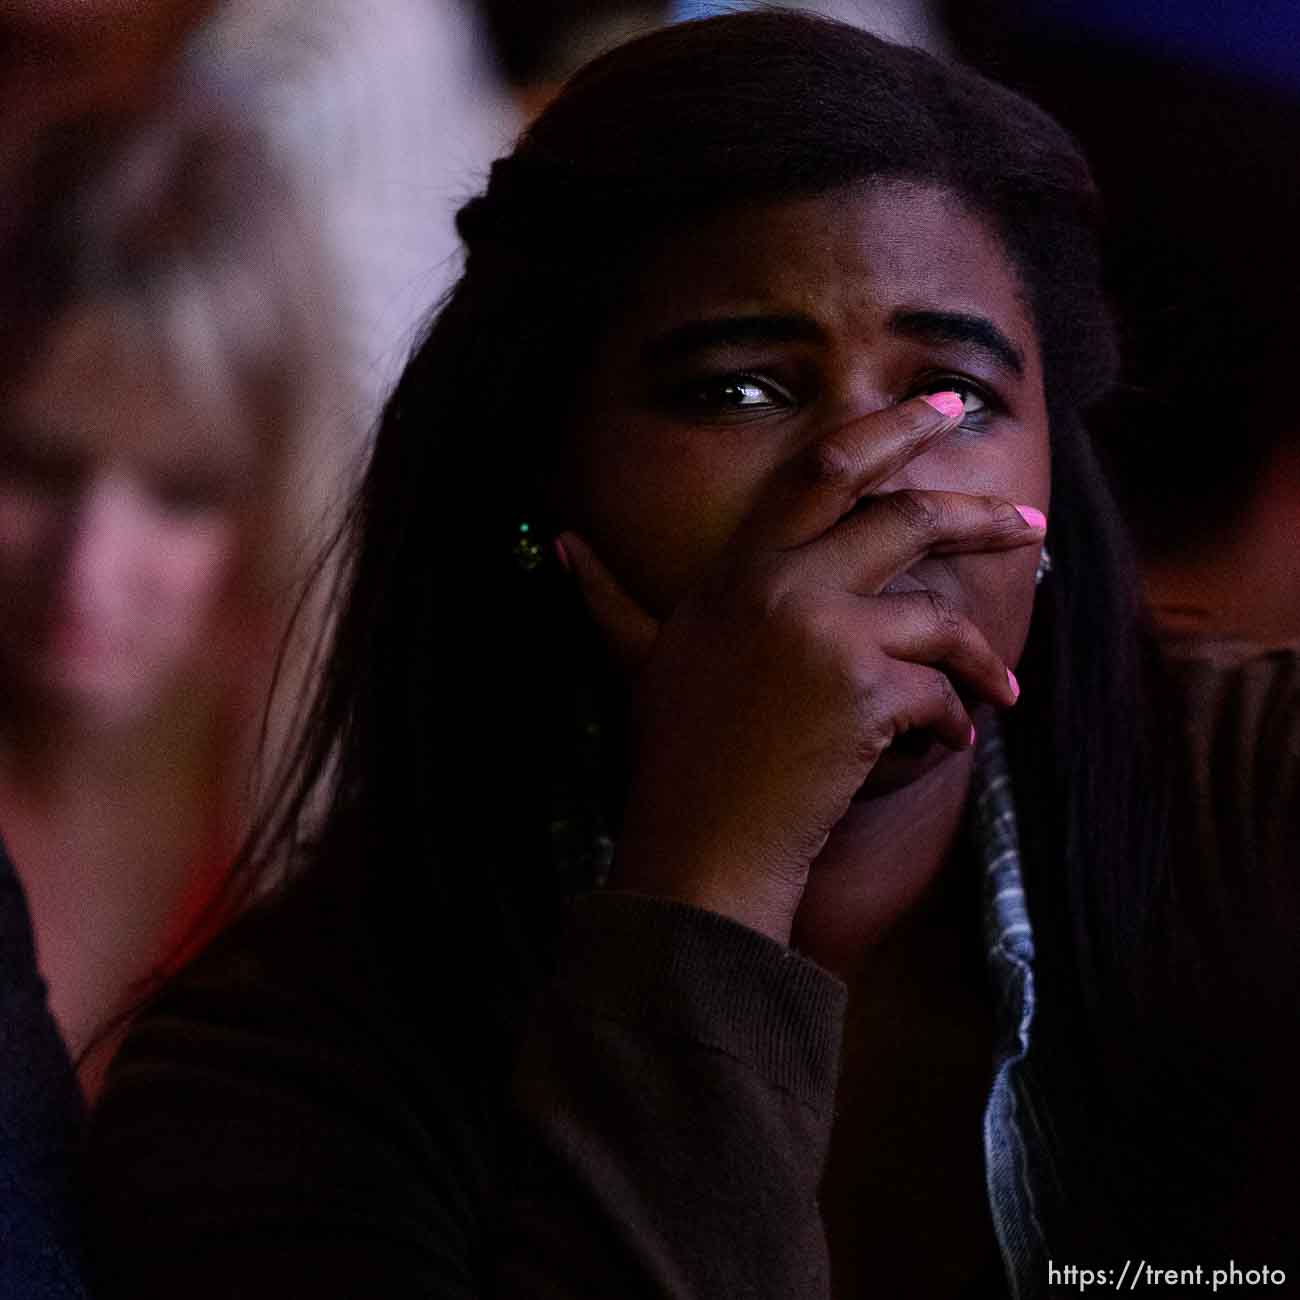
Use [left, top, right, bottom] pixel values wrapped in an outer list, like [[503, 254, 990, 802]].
[[513, 521, 544, 572], [1035, 544, 1053, 587]]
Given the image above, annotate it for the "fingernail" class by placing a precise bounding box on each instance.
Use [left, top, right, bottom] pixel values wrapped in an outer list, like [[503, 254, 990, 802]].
[[922, 391, 964, 420], [1015, 504, 1047, 530], [968, 723, 978, 747], [1006, 667, 1020, 702], [552, 537, 571, 572]]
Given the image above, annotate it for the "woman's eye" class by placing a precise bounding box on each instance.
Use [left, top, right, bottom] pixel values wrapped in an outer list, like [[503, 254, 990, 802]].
[[669, 374, 791, 419], [914, 379, 992, 423], [713, 379, 774, 409]]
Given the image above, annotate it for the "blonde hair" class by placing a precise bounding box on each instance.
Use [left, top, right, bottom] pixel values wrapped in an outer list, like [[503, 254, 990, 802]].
[[3, 72, 359, 879]]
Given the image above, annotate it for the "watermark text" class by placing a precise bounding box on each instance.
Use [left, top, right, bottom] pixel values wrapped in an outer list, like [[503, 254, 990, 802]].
[[1048, 1260, 1287, 1292]]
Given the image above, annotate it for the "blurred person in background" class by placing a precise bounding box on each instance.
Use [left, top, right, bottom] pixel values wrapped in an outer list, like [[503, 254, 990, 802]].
[[476, 0, 668, 119], [0, 0, 214, 246], [0, 77, 352, 1091], [0, 16, 209, 1281], [944, 0, 1300, 644], [675, 0, 945, 52], [198, 0, 516, 432], [5, 0, 515, 438], [473, 0, 943, 123]]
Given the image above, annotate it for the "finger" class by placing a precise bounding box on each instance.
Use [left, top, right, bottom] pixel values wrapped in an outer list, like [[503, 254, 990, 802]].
[[870, 590, 1019, 710], [792, 488, 1046, 595], [556, 531, 660, 672], [741, 392, 966, 551], [872, 659, 977, 754]]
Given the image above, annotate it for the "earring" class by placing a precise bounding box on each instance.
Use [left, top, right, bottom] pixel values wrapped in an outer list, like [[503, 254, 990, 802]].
[[1035, 544, 1053, 587], [513, 520, 544, 572]]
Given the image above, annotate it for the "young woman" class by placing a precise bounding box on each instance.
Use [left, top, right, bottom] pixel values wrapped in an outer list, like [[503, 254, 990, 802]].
[[84, 14, 1300, 1298], [0, 83, 352, 1082]]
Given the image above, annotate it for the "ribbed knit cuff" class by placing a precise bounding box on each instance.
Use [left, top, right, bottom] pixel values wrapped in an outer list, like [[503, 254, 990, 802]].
[[554, 891, 847, 1112]]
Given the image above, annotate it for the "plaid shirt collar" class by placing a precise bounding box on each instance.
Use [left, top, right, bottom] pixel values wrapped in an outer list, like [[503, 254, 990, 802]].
[[969, 717, 1057, 1299]]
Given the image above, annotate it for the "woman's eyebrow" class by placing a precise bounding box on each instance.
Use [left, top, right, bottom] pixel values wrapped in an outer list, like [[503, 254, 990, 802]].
[[642, 313, 825, 365], [888, 308, 1025, 377]]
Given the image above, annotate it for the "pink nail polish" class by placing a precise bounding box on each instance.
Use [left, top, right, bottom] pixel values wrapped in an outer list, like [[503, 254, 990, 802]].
[[1015, 504, 1047, 530], [1007, 667, 1020, 702], [922, 391, 964, 420], [968, 723, 977, 747]]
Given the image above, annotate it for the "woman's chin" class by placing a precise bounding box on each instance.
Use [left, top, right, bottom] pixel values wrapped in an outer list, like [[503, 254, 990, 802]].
[[15, 656, 161, 734], [850, 729, 961, 800]]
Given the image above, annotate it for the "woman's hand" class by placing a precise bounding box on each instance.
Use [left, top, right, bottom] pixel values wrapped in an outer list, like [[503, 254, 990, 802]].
[[558, 394, 1043, 944]]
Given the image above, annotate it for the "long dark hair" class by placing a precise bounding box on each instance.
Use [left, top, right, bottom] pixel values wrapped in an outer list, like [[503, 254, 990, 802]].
[[247, 11, 1174, 1131]]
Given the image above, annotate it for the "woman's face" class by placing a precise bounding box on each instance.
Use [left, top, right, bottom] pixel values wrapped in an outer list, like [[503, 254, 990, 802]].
[[564, 180, 1051, 681], [0, 303, 255, 730]]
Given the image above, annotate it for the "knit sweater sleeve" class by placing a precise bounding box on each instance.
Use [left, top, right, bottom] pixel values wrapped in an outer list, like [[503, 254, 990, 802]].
[[498, 891, 846, 1298], [84, 883, 845, 1299]]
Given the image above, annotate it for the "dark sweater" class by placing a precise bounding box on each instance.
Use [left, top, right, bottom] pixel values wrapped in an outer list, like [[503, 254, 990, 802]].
[[1, 838, 87, 1299], [87, 883, 845, 1298], [83, 644, 1300, 1298]]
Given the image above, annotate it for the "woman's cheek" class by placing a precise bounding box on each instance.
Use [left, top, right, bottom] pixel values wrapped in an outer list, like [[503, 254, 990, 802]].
[[949, 548, 1039, 669], [910, 442, 1045, 666], [0, 486, 56, 572], [145, 513, 241, 638], [584, 433, 770, 618], [924, 429, 1048, 501], [0, 489, 67, 655]]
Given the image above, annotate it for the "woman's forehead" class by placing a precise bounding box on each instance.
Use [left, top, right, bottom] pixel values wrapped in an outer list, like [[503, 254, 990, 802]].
[[6, 301, 260, 481], [616, 181, 1040, 365]]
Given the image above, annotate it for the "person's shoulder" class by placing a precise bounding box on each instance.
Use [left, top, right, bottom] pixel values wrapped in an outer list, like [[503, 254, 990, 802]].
[[1159, 632, 1300, 681], [1156, 636, 1300, 990], [1154, 635, 1299, 911], [86, 862, 497, 1298], [1151, 640, 1300, 1252], [96, 856, 474, 1127], [1155, 636, 1300, 875], [1159, 634, 1300, 768], [0, 835, 88, 1299], [116, 858, 386, 1047]]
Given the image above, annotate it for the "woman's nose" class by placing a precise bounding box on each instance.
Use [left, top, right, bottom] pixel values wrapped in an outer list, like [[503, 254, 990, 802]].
[[58, 475, 145, 617], [870, 459, 928, 498]]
